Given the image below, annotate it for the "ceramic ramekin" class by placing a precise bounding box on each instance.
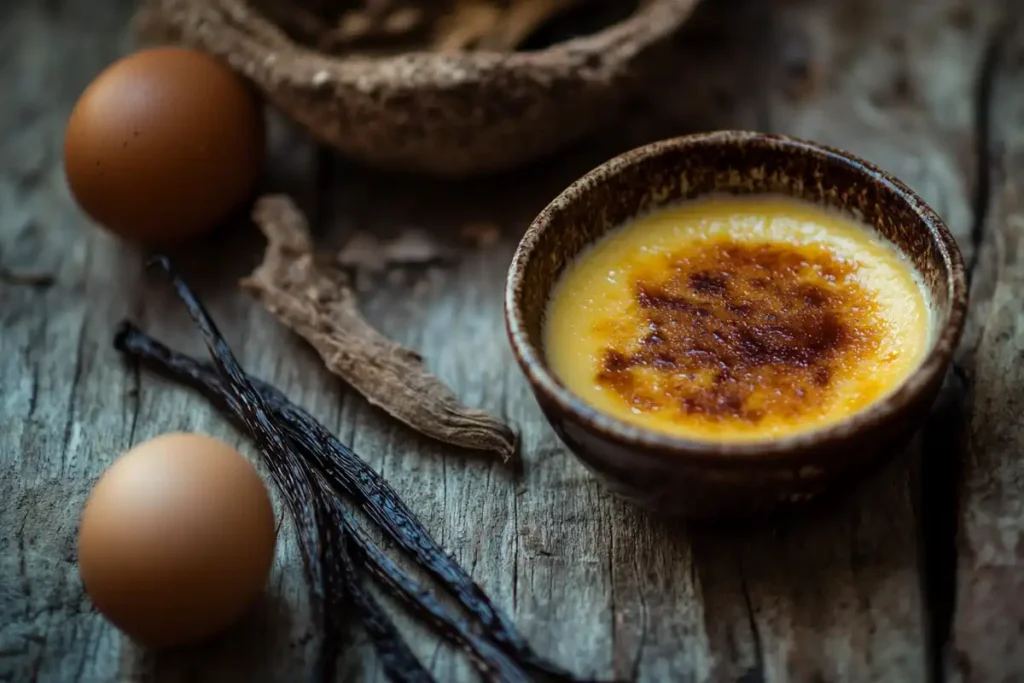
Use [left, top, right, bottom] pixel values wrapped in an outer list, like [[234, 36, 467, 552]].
[[504, 131, 967, 517]]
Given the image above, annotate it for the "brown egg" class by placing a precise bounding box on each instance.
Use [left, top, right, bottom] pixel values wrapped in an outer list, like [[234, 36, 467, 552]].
[[77, 432, 277, 650], [63, 47, 265, 245]]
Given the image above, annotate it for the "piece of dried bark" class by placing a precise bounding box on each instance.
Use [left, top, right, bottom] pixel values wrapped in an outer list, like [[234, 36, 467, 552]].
[[176, 0, 624, 65], [433, 0, 505, 52], [241, 194, 516, 461], [382, 229, 455, 264], [320, 5, 428, 52], [459, 221, 501, 248], [336, 229, 457, 275], [336, 233, 388, 275], [477, 0, 584, 51], [336, 229, 457, 291], [252, 0, 331, 44], [264, 0, 595, 54], [433, 0, 586, 52]]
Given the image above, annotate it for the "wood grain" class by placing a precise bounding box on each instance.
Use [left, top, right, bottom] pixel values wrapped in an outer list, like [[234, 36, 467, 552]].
[[305, 2, 1000, 681], [0, 0, 1016, 681], [0, 2, 327, 681], [742, 2, 1000, 680], [952, 6, 1024, 681]]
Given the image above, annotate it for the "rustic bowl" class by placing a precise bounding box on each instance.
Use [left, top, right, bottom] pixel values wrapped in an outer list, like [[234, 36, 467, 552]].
[[134, 0, 702, 177], [504, 131, 968, 518]]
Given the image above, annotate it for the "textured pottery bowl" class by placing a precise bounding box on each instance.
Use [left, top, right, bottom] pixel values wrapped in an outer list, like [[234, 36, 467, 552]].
[[135, 0, 702, 177], [504, 131, 968, 517]]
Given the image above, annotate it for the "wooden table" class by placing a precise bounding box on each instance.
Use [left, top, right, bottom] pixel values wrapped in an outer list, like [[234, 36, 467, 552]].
[[3, 0, 1023, 681]]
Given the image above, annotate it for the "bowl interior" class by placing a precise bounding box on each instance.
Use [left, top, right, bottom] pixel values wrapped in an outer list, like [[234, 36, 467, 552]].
[[508, 131, 966, 451], [245, 0, 655, 58]]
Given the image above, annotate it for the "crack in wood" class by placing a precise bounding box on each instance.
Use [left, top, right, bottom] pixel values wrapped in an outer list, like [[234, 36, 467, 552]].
[[125, 359, 141, 448], [0, 268, 55, 288], [628, 546, 648, 683], [921, 369, 971, 683], [511, 477, 519, 614], [965, 29, 1007, 281], [738, 557, 766, 683], [58, 319, 88, 470]]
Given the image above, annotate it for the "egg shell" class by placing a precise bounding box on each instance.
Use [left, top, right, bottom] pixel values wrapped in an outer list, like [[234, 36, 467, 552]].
[[77, 432, 277, 650], [63, 47, 265, 245]]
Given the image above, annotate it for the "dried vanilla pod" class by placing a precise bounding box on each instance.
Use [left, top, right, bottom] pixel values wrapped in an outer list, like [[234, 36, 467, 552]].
[[114, 320, 601, 682], [240, 195, 517, 461]]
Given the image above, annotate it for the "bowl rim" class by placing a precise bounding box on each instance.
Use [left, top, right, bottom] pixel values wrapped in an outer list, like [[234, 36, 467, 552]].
[[504, 130, 968, 462], [157, 0, 703, 85]]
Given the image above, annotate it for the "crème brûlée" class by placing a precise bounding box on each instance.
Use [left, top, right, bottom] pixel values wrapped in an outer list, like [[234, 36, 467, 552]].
[[543, 196, 933, 443]]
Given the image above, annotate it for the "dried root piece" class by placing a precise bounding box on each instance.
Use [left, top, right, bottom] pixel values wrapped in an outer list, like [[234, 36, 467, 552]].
[[432, 0, 505, 52], [319, 5, 430, 52], [336, 229, 457, 279], [252, 0, 331, 44], [459, 221, 501, 248], [248, 0, 599, 54], [431, 0, 589, 52], [335, 229, 457, 292], [478, 0, 585, 51], [241, 195, 517, 461]]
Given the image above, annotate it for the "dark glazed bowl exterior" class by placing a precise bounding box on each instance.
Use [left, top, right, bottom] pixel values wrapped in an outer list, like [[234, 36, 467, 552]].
[[504, 131, 968, 518]]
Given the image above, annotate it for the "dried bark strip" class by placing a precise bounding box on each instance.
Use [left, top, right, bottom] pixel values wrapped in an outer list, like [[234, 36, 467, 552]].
[[254, 0, 596, 53], [475, 0, 585, 51], [131, 263, 437, 683], [241, 194, 517, 461], [335, 229, 457, 277]]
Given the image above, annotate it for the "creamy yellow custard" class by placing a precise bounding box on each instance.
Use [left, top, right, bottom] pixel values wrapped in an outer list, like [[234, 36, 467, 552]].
[[543, 196, 932, 442]]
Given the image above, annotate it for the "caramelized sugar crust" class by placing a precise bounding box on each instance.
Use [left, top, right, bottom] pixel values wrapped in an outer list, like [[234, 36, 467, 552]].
[[595, 241, 884, 425]]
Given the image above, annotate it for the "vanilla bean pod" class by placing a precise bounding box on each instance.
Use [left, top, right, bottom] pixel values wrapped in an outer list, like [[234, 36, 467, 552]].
[[274, 451, 342, 683], [114, 323, 581, 683], [129, 262, 335, 681], [116, 323, 539, 682], [320, 488, 534, 683], [317, 485, 436, 683], [251, 410, 576, 678], [147, 258, 431, 682], [272, 443, 411, 683], [114, 323, 578, 681], [149, 265, 335, 680]]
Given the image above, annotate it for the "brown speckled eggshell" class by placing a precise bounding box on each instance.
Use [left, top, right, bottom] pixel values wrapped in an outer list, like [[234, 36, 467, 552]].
[[77, 433, 277, 650], [63, 47, 265, 245]]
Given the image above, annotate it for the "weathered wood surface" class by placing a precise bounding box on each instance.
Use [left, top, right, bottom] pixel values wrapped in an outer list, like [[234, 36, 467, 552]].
[[952, 5, 1024, 682], [0, 0, 1022, 681]]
